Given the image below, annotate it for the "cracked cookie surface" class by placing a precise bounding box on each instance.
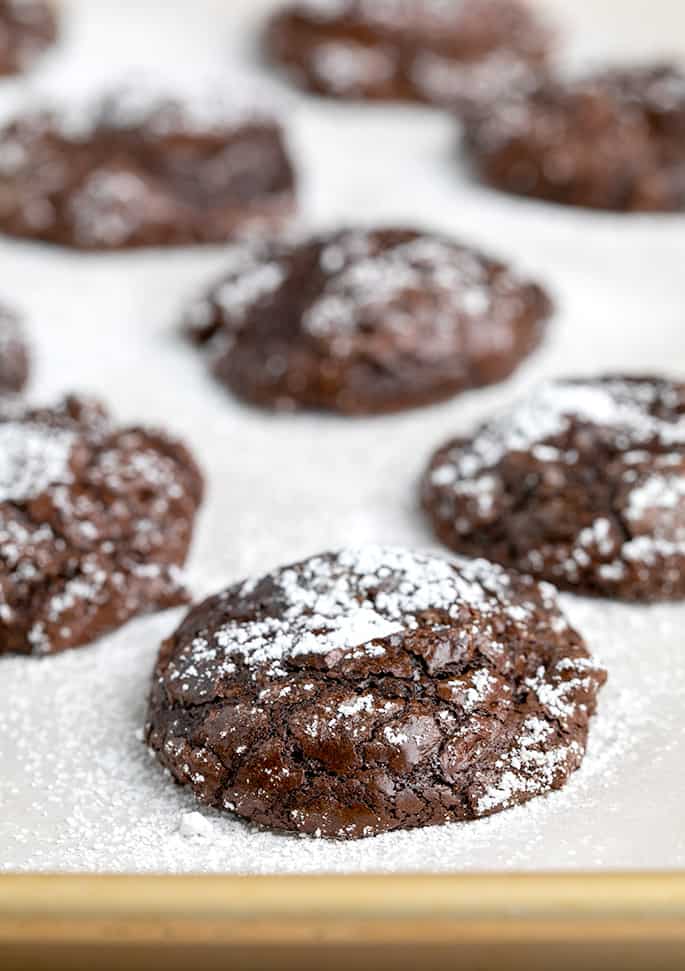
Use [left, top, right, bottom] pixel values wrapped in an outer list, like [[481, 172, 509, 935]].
[[264, 0, 551, 107], [145, 547, 605, 839], [423, 375, 685, 600], [0, 304, 29, 392], [0, 80, 296, 248], [0, 0, 57, 76], [0, 395, 203, 655], [463, 64, 685, 211], [184, 226, 551, 415]]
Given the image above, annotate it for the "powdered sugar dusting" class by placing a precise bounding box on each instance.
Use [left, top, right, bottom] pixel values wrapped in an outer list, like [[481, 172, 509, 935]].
[[411, 50, 541, 107], [167, 546, 545, 688], [626, 473, 685, 525], [21, 72, 288, 142], [476, 716, 583, 814], [184, 239, 287, 339], [469, 64, 685, 156], [432, 379, 685, 487], [68, 170, 150, 248], [303, 232, 499, 338], [0, 422, 74, 502], [311, 42, 395, 94], [98, 74, 285, 135]]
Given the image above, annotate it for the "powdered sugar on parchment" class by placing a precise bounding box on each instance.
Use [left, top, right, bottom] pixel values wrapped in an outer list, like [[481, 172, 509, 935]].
[[1, 595, 682, 872], [1, 0, 684, 873]]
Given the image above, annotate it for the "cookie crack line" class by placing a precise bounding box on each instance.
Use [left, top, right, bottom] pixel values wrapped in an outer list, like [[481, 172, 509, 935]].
[[145, 546, 605, 840], [161, 638, 514, 714]]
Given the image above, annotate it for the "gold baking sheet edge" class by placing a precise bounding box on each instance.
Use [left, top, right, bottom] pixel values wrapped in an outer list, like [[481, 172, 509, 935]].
[[1, 872, 684, 967]]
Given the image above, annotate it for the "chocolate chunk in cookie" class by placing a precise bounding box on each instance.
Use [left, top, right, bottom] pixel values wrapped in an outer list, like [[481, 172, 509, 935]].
[[0, 1, 57, 76], [463, 64, 685, 211], [265, 0, 552, 107], [0, 304, 29, 392], [184, 227, 552, 415], [145, 547, 605, 839], [0, 80, 296, 248], [423, 376, 685, 600], [0, 395, 203, 655]]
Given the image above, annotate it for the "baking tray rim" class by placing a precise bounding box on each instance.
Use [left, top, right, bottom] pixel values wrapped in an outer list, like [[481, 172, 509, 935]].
[[1, 872, 684, 946]]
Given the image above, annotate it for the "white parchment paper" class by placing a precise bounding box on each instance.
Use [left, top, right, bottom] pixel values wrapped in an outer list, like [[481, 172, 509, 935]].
[[0, 0, 684, 873]]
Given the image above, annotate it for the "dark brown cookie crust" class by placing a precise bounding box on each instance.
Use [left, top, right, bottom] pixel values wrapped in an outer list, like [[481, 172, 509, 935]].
[[0, 86, 296, 249], [422, 375, 685, 601], [264, 0, 552, 106], [0, 395, 203, 655], [0, 0, 57, 76], [463, 64, 685, 211], [0, 304, 29, 392], [145, 547, 605, 839], [184, 227, 552, 415]]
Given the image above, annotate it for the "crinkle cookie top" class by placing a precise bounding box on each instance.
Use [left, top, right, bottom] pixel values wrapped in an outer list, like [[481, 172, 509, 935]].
[[146, 547, 605, 839], [184, 226, 551, 414], [423, 375, 685, 599], [0, 395, 203, 655]]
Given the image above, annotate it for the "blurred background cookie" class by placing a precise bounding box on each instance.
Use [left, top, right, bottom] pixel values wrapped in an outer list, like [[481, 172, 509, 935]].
[[422, 375, 685, 600], [184, 226, 552, 414], [264, 0, 553, 106], [463, 63, 685, 211], [0, 78, 297, 248], [0, 395, 203, 655]]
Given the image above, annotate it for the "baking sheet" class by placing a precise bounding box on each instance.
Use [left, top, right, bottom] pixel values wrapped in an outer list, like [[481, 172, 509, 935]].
[[1, 0, 684, 874]]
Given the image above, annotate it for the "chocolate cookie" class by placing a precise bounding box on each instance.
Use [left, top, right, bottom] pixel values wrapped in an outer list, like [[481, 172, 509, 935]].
[[0, 395, 203, 655], [265, 0, 552, 107], [422, 376, 685, 601], [184, 227, 552, 415], [0, 304, 29, 392], [0, 81, 296, 248], [0, 1, 57, 76], [145, 547, 605, 839], [463, 64, 685, 211]]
